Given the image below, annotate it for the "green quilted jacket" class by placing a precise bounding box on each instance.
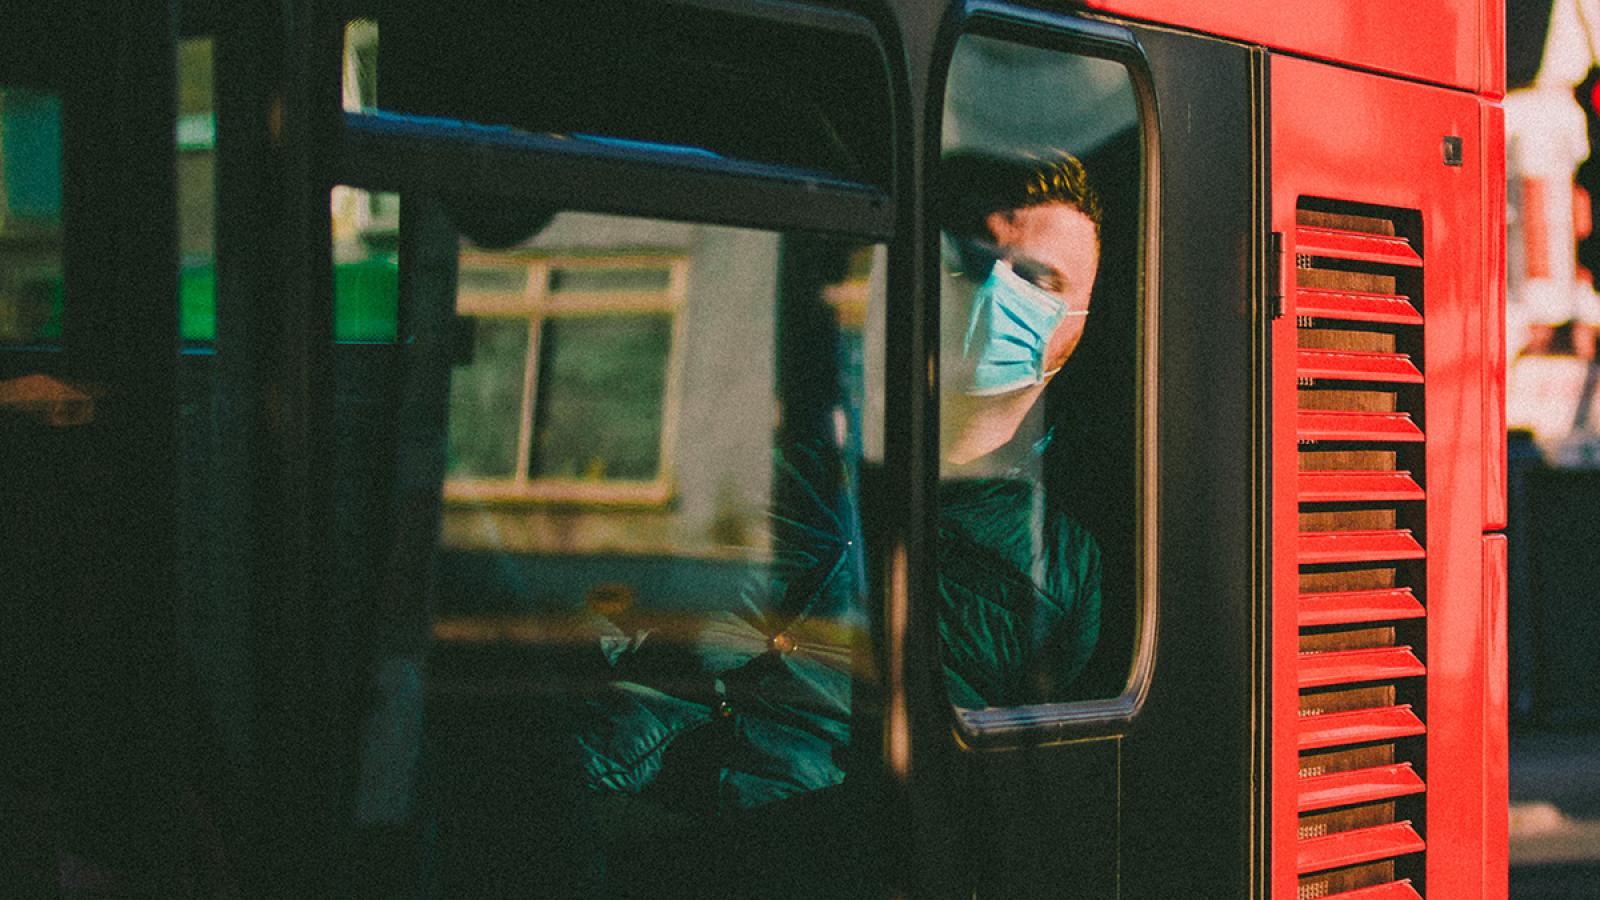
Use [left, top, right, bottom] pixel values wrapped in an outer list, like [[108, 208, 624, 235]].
[[573, 443, 1102, 813]]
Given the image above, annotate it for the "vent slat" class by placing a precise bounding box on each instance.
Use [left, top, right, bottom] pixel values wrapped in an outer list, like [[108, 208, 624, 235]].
[[1290, 205, 1428, 900], [1299, 763, 1425, 812], [1299, 410, 1424, 443], [1298, 820, 1425, 874], [1297, 287, 1423, 325], [1299, 705, 1425, 750], [1296, 226, 1422, 268], [1299, 530, 1425, 565], [1299, 646, 1425, 689], [1299, 588, 1425, 628], [1299, 471, 1424, 504], [1322, 880, 1424, 900], [1298, 349, 1423, 384]]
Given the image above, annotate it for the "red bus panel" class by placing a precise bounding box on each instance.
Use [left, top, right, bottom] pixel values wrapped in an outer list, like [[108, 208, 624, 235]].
[[1482, 103, 1507, 531], [1081, 0, 1503, 97], [1272, 51, 1501, 900]]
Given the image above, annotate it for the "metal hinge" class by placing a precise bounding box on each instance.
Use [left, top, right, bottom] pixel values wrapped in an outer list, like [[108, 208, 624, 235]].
[[1267, 231, 1286, 319]]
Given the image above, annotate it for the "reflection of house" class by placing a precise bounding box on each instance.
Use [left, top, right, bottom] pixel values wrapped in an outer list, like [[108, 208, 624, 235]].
[[325, 20, 876, 618], [430, 216, 877, 617], [440, 214, 781, 570]]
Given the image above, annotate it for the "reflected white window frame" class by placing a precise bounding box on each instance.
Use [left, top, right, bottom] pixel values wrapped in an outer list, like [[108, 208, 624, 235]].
[[342, 19, 379, 114], [444, 252, 690, 507]]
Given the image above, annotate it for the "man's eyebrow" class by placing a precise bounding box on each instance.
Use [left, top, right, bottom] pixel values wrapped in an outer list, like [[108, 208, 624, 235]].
[[1011, 256, 1066, 286]]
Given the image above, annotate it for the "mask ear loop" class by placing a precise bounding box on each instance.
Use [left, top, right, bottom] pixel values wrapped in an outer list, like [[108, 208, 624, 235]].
[[1041, 309, 1091, 380]]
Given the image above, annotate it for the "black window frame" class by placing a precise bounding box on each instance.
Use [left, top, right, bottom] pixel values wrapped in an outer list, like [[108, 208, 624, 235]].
[[316, 0, 913, 847], [928, 1, 1162, 747]]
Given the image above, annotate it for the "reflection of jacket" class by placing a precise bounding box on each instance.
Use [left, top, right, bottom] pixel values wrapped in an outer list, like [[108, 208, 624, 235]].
[[573, 442, 1102, 813], [575, 445, 864, 813]]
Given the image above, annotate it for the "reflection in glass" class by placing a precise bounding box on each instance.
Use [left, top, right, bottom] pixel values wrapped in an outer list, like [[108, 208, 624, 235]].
[[445, 240, 685, 506], [414, 209, 883, 895], [529, 314, 672, 481], [360, 4, 893, 188], [0, 87, 63, 343], [936, 35, 1141, 710], [177, 37, 216, 341], [330, 186, 399, 341], [447, 319, 529, 479], [549, 266, 673, 294], [458, 264, 529, 296], [342, 19, 379, 113]]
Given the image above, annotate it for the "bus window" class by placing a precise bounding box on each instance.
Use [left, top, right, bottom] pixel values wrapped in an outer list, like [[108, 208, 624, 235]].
[[330, 186, 399, 341], [335, 17, 406, 344], [936, 34, 1144, 715], [177, 36, 216, 342], [355, 204, 886, 895], [0, 86, 63, 344], [177, 42, 398, 345], [354, 3, 892, 188]]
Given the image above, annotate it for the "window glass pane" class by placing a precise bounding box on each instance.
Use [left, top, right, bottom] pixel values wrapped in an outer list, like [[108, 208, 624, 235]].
[[333, 253, 398, 341], [360, 4, 894, 187], [182, 40, 397, 344], [459, 264, 529, 296], [343, 19, 379, 112], [330, 186, 399, 341], [936, 34, 1142, 712], [411, 208, 884, 894], [549, 266, 672, 294], [177, 36, 215, 341], [529, 313, 672, 481], [0, 86, 63, 343], [447, 318, 529, 479]]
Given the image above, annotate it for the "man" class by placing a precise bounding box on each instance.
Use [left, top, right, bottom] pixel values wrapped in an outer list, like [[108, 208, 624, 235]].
[[565, 150, 1109, 895], [934, 150, 1106, 709], [938, 150, 1102, 466]]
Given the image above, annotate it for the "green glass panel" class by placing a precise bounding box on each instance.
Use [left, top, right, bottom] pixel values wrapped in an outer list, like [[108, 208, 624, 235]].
[[333, 256, 399, 342], [173, 258, 399, 343], [180, 264, 216, 341], [176, 38, 216, 342], [529, 314, 671, 481]]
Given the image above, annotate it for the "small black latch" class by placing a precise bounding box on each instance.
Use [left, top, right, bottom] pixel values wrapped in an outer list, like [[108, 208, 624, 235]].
[[1443, 135, 1463, 167]]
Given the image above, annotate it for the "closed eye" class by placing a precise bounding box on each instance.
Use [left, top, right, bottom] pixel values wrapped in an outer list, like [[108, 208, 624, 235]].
[[1011, 257, 1066, 293]]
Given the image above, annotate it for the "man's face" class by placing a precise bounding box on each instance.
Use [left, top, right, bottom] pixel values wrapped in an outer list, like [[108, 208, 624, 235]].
[[984, 201, 1100, 372]]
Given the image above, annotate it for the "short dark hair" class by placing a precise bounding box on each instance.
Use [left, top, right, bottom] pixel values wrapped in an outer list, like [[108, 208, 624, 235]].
[[938, 149, 1103, 243]]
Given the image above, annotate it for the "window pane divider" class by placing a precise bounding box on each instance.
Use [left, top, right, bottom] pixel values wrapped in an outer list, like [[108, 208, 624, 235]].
[[515, 260, 546, 488]]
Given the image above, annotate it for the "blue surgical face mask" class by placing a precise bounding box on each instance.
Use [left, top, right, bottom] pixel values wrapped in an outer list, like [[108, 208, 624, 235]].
[[962, 259, 1086, 396]]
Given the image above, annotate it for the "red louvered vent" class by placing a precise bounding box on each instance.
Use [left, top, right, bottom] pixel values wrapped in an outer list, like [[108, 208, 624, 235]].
[[1292, 203, 1427, 900]]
